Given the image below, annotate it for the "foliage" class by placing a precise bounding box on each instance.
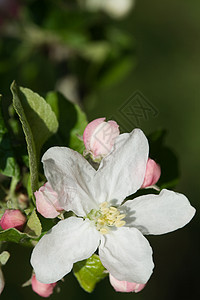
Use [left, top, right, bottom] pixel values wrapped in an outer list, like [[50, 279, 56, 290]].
[[0, 0, 135, 103], [73, 254, 108, 293], [0, 1, 182, 297], [0, 83, 180, 293], [11, 82, 58, 195]]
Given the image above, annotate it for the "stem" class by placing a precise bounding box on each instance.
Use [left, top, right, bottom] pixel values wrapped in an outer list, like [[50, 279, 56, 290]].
[[7, 177, 19, 209]]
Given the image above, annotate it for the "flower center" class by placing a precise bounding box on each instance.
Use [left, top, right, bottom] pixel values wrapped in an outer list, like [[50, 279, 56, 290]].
[[87, 201, 126, 234]]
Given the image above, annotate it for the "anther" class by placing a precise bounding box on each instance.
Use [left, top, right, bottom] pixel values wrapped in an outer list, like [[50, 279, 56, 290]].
[[100, 228, 109, 235], [116, 214, 126, 220], [100, 202, 108, 209], [115, 220, 126, 227], [101, 207, 109, 214], [109, 206, 117, 212]]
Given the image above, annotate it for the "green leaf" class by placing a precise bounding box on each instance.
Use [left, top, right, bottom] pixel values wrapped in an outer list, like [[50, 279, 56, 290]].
[[46, 91, 87, 153], [0, 95, 20, 178], [0, 251, 10, 265], [73, 254, 108, 293], [25, 209, 42, 237], [0, 228, 38, 246], [11, 82, 58, 194]]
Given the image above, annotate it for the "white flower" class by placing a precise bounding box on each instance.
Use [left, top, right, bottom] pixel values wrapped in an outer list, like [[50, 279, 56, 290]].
[[31, 129, 195, 284]]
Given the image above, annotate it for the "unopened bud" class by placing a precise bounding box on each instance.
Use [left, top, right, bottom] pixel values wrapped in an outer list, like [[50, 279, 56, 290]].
[[83, 118, 119, 160], [35, 182, 63, 219], [0, 209, 26, 231], [141, 158, 161, 188], [31, 274, 56, 298], [109, 274, 146, 293]]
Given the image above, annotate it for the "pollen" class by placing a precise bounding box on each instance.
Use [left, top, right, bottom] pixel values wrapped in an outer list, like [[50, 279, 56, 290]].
[[96, 201, 126, 234], [100, 228, 109, 235]]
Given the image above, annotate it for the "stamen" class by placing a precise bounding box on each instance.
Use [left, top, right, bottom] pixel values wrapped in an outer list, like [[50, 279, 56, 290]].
[[87, 202, 126, 234], [116, 214, 126, 220], [100, 202, 108, 209], [100, 228, 109, 235], [109, 206, 118, 212], [97, 202, 126, 234], [101, 207, 109, 214], [98, 219, 105, 225], [107, 220, 115, 226], [115, 220, 126, 227]]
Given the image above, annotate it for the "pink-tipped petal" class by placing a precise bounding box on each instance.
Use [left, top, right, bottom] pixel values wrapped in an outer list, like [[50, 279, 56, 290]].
[[31, 274, 56, 298], [35, 182, 63, 219], [109, 274, 146, 293], [0, 209, 26, 231], [83, 118, 105, 150], [83, 118, 120, 159], [142, 158, 161, 188]]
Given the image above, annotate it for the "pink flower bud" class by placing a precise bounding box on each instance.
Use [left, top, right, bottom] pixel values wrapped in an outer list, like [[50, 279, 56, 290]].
[[141, 158, 161, 188], [83, 118, 120, 159], [35, 182, 63, 219], [31, 274, 56, 298], [0, 209, 26, 231], [109, 274, 146, 293]]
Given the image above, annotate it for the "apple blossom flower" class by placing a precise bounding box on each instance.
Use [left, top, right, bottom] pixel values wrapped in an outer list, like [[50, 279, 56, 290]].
[[83, 117, 119, 160], [0, 209, 26, 231], [142, 158, 161, 188], [31, 274, 57, 298], [109, 274, 145, 293], [31, 129, 195, 285], [35, 182, 64, 218]]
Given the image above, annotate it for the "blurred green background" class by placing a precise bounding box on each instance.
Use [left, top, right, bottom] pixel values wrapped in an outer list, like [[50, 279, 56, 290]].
[[0, 0, 199, 299]]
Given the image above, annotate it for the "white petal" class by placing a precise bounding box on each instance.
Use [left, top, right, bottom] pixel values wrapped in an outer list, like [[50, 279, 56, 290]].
[[99, 227, 154, 283], [94, 129, 149, 204], [42, 147, 98, 216], [31, 217, 100, 283], [122, 189, 196, 235]]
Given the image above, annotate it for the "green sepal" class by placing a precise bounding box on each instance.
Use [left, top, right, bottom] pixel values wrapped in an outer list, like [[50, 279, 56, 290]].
[[24, 209, 42, 237]]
